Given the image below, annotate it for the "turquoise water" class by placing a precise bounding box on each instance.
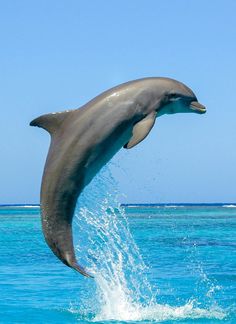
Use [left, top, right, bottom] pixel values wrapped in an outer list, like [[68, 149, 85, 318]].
[[1, 194, 236, 322]]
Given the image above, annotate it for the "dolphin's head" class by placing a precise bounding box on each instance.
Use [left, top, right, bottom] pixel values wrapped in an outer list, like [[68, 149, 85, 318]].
[[156, 78, 206, 117]]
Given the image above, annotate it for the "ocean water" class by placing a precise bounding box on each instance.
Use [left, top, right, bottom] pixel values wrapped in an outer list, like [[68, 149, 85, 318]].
[[1, 177, 236, 323]]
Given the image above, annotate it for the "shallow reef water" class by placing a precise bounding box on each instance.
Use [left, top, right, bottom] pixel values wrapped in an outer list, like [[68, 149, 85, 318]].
[[0, 170, 236, 323]]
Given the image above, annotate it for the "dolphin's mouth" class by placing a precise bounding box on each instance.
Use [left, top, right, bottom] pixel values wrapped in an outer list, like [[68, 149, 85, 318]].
[[190, 101, 206, 114]]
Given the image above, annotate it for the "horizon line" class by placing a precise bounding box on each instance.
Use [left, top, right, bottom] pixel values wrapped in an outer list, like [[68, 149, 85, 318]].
[[0, 202, 236, 207]]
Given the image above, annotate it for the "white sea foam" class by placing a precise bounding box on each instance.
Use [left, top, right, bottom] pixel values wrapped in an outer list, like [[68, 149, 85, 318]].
[[93, 300, 225, 322], [164, 205, 179, 208], [223, 204, 236, 208], [22, 205, 39, 208], [0, 205, 39, 209]]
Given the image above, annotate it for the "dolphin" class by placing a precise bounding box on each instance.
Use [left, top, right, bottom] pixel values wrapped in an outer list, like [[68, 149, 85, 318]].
[[30, 77, 206, 277]]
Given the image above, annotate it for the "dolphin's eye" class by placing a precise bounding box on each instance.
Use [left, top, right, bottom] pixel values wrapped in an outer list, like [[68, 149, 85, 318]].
[[169, 93, 178, 99]]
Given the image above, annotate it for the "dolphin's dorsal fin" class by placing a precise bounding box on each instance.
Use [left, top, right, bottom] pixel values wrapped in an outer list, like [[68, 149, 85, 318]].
[[30, 110, 72, 135], [124, 111, 156, 149]]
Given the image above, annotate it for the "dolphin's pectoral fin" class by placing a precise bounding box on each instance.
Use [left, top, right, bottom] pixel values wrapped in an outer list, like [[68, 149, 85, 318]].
[[30, 110, 72, 135], [124, 111, 156, 149]]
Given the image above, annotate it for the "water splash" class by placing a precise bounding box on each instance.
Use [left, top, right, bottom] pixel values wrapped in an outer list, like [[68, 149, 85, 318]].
[[74, 167, 155, 317], [72, 166, 226, 322]]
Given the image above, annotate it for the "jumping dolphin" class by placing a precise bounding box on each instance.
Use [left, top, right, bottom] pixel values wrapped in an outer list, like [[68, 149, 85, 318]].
[[30, 77, 206, 277]]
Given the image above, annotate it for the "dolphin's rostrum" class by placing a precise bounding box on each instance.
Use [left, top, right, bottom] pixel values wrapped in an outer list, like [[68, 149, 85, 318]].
[[30, 77, 206, 277]]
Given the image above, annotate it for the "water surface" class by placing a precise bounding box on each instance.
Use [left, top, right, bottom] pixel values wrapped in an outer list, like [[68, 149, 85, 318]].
[[0, 202, 236, 323]]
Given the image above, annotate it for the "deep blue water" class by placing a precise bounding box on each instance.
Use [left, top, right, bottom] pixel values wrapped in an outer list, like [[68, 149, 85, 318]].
[[1, 203, 236, 323]]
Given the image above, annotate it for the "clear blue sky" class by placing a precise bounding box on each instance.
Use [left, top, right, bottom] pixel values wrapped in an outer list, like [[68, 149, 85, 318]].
[[1, 0, 236, 204]]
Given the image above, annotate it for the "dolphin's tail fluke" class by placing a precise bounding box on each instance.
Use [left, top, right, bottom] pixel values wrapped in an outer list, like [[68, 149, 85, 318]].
[[71, 262, 94, 278], [62, 250, 94, 278]]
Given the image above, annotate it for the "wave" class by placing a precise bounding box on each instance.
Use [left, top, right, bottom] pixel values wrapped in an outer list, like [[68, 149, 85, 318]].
[[164, 205, 183, 208], [222, 204, 236, 208], [21, 205, 39, 208], [0, 204, 39, 208]]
